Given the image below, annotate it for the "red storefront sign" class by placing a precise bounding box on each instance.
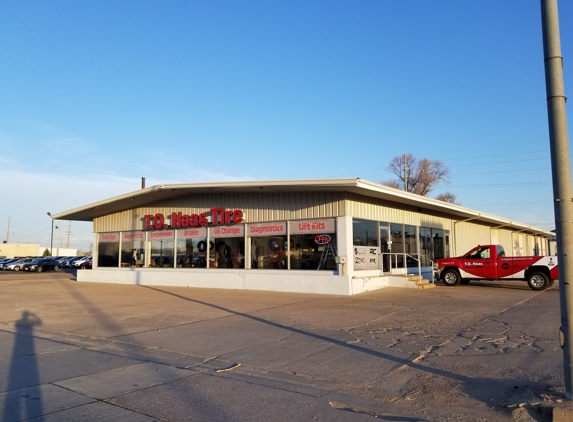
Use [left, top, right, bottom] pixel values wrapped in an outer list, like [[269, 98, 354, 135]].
[[177, 227, 207, 239], [290, 219, 335, 234], [99, 233, 119, 243], [248, 222, 287, 237], [143, 208, 243, 230], [209, 225, 245, 238]]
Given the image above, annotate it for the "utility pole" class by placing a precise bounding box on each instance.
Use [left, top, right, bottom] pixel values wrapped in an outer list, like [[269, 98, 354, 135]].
[[66, 221, 72, 249], [57, 222, 61, 256], [541, 0, 573, 400], [5, 217, 9, 243]]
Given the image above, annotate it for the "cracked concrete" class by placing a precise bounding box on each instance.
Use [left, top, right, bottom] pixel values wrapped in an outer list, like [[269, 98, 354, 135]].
[[0, 271, 568, 421]]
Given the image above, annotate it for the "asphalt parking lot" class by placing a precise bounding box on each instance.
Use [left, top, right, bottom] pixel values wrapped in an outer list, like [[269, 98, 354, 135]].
[[0, 270, 571, 421]]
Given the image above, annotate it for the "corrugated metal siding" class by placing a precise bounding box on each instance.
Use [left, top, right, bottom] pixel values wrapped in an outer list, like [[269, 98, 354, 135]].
[[453, 223, 491, 254], [94, 192, 346, 232], [345, 193, 453, 228]]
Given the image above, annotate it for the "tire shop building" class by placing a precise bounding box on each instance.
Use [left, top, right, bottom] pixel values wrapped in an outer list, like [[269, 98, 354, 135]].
[[53, 178, 554, 295]]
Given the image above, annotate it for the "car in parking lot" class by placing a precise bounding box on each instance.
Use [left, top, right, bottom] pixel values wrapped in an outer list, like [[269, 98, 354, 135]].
[[5, 258, 35, 271], [0, 258, 24, 270], [72, 256, 92, 268], [22, 258, 61, 273]]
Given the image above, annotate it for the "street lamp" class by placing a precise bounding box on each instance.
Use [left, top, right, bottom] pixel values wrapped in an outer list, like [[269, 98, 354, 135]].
[[47, 212, 53, 256]]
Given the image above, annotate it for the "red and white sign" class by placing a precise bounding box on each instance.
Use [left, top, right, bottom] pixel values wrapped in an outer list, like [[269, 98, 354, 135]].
[[123, 232, 145, 242], [149, 230, 175, 240], [99, 232, 119, 243], [290, 219, 335, 235], [209, 225, 244, 238], [248, 222, 287, 237], [178, 227, 207, 239]]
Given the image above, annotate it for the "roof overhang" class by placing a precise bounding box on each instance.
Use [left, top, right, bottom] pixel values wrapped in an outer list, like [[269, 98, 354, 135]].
[[52, 178, 554, 237]]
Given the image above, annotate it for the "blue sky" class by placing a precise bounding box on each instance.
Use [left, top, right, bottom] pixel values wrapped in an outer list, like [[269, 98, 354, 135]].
[[1, 1, 572, 252]]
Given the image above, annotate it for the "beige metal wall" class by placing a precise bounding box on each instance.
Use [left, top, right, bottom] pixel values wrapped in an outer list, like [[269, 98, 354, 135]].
[[344, 193, 454, 231], [94, 192, 346, 232]]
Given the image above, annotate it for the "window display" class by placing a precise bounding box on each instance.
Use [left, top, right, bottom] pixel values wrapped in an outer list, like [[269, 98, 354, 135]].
[[290, 219, 336, 270], [209, 225, 245, 268], [98, 232, 119, 267], [120, 231, 146, 267], [248, 222, 287, 269], [176, 227, 207, 268]]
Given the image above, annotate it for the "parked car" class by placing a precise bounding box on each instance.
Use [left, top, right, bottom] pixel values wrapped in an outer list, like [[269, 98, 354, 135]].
[[61, 257, 82, 268], [5, 258, 35, 271], [72, 256, 92, 268], [80, 259, 92, 269], [0, 258, 22, 270], [22, 258, 61, 273]]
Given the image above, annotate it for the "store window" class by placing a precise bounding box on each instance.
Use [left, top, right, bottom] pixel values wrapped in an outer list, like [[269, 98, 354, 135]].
[[352, 219, 378, 246], [419, 227, 445, 266], [120, 231, 146, 267], [209, 225, 245, 268], [390, 223, 405, 268], [149, 230, 175, 268], [98, 232, 120, 267], [248, 222, 287, 269], [404, 225, 417, 267], [290, 219, 336, 270], [176, 227, 207, 268]]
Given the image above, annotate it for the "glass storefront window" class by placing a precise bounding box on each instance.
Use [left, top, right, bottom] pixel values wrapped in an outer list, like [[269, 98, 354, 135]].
[[209, 225, 246, 268], [390, 223, 404, 268], [120, 231, 146, 267], [419, 227, 445, 266], [419, 227, 432, 266], [149, 230, 175, 268], [352, 219, 378, 246], [176, 227, 207, 268], [404, 225, 417, 267], [248, 222, 287, 269], [290, 219, 337, 270], [98, 232, 120, 267]]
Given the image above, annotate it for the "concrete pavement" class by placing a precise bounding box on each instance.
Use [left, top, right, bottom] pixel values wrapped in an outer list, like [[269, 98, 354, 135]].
[[0, 270, 570, 421]]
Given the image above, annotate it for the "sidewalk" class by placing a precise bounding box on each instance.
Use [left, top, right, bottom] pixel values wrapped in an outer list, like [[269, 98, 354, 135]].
[[0, 271, 568, 421]]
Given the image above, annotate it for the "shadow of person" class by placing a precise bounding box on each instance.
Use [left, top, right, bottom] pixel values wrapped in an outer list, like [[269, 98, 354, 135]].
[[1, 311, 44, 421]]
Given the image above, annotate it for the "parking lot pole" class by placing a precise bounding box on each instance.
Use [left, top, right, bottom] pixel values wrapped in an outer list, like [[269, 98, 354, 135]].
[[47, 212, 54, 256], [541, 0, 573, 400]]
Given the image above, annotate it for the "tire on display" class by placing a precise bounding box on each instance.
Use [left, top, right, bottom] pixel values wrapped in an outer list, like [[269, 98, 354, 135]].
[[527, 271, 550, 291], [441, 269, 462, 286], [37, 266, 43, 273]]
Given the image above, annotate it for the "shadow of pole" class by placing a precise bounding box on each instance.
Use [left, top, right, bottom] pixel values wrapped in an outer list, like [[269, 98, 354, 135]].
[[2, 311, 44, 421]]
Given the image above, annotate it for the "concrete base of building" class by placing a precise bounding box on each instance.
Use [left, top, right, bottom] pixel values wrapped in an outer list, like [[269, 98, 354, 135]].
[[78, 268, 400, 295]]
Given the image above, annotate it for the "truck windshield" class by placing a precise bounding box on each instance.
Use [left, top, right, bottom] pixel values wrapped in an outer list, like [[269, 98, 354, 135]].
[[467, 247, 490, 259]]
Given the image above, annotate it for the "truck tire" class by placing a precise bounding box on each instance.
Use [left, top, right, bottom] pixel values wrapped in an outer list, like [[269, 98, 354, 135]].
[[527, 271, 550, 291], [442, 269, 461, 286]]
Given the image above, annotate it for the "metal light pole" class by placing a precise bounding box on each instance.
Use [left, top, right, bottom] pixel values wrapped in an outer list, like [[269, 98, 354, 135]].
[[47, 212, 54, 256], [541, 0, 573, 400]]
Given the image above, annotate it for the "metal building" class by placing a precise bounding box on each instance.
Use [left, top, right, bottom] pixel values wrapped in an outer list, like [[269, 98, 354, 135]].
[[53, 178, 553, 295]]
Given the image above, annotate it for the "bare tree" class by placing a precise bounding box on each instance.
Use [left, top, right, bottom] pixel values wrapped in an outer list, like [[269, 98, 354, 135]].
[[382, 153, 450, 196], [435, 191, 460, 205]]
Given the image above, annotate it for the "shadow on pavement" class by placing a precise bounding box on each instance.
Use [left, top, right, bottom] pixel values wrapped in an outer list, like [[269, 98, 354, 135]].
[[1, 311, 43, 421], [139, 285, 557, 421]]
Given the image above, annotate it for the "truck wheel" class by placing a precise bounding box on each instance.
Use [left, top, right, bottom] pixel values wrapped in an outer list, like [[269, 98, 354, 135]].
[[527, 272, 550, 291], [442, 269, 461, 286]]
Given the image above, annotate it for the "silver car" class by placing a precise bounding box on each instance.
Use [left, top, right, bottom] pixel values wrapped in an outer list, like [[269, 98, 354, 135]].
[[5, 258, 35, 271]]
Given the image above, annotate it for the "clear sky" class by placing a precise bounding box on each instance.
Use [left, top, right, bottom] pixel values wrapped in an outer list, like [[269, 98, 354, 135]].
[[1, 1, 572, 252]]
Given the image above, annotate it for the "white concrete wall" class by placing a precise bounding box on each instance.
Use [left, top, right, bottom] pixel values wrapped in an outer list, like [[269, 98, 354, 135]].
[[78, 268, 391, 296]]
